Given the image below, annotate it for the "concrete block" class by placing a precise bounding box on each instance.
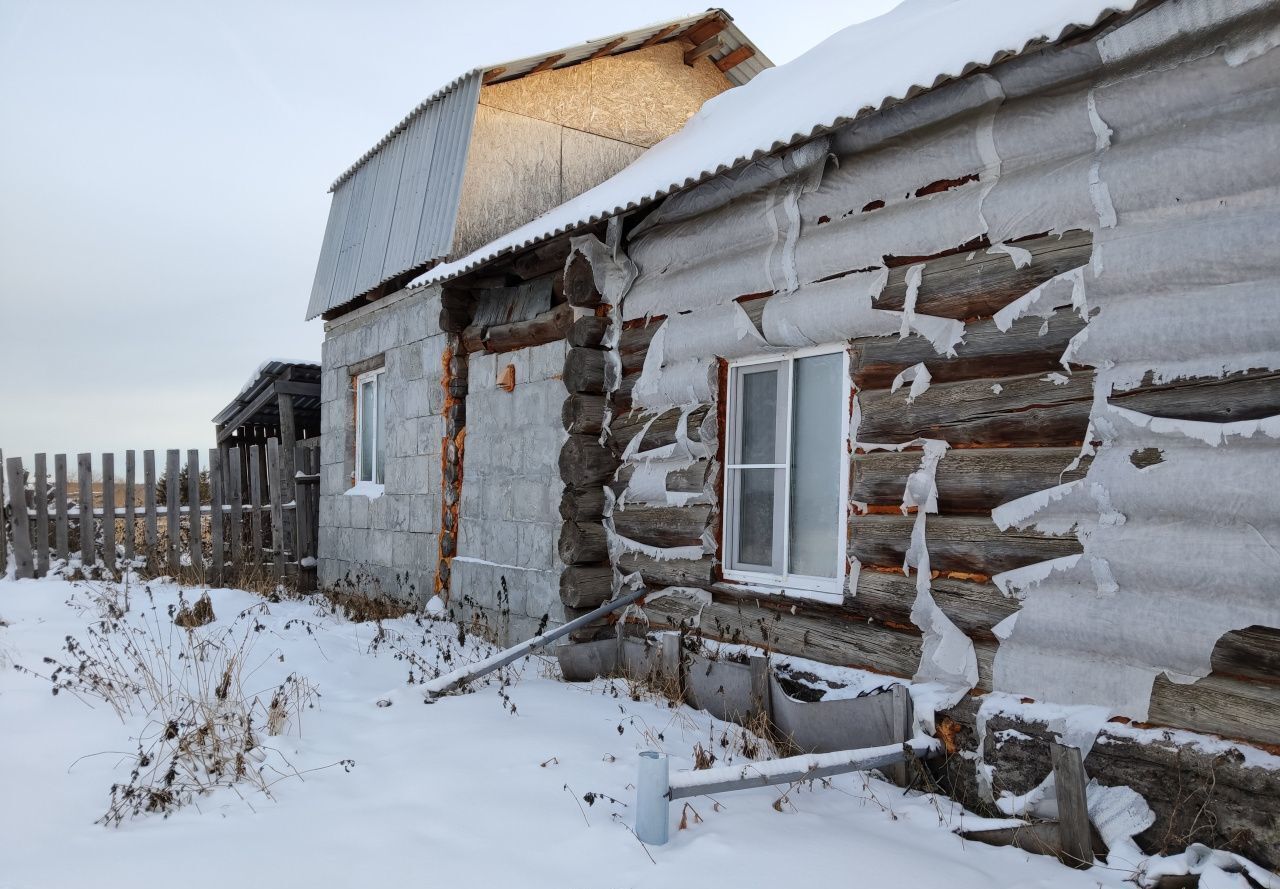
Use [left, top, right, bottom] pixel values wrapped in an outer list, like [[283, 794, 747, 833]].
[[409, 493, 437, 533], [348, 492, 371, 529], [369, 494, 389, 531]]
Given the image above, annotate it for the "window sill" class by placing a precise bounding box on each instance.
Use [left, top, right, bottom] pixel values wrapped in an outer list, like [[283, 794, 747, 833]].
[[345, 481, 385, 499], [721, 572, 845, 605]]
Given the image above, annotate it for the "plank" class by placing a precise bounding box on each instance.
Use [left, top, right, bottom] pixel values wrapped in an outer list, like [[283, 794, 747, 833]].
[[143, 450, 158, 569], [1050, 742, 1093, 868], [186, 449, 203, 582], [293, 444, 314, 564], [849, 513, 1080, 576], [78, 453, 94, 567], [266, 438, 285, 579], [248, 444, 263, 570], [123, 450, 135, 562], [101, 453, 115, 576], [4, 457, 34, 579], [33, 453, 48, 576], [714, 45, 756, 72], [53, 454, 69, 560], [228, 445, 243, 568], [166, 449, 180, 575], [208, 448, 224, 587]]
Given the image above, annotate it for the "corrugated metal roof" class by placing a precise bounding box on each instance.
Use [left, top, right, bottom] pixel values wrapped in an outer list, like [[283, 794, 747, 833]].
[[410, 0, 1149, 292], [306, 10, 772, 321], [212, 360, 322, 428]]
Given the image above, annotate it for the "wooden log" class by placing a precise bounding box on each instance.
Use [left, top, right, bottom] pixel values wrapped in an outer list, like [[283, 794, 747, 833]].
[[618, 322, 660, 377], [618, 552, 716, 588], [166, 449, 181, 575], [568, 315, 609, 349], [563, 347, 608, 394], [208, 448, 224, 587], [852, 446, 1089, 515], [1210, 625, 1280, 685], [78, 453, 94, 567], [143, 450, 158, 569], [560, 564, 615, 608], [851, 311, 1086, 391], [610, 405, 709, 456], [1148, 672, 1280, 748], [101, 453, 116, 575], [440, 287, 475, 334], [558, 434, 618, 487], [54, 454, 69, 561], [853, 570, 1013, 642], [563, 251, 601, 307], [1050, 742, 1093, 869], [267, 438, 285, 578], [33, 453, 48, 576], [615, 460, 710, 497], [558, 521, 608, 564], [512, 239, 570, 280], [481, 303, 573, 353], [227, 446, 243, 568], [560, 486, 608, 521], [123, 450, 135, 562], [248, 445, 263, 570], [4, 457, 34, 579], [186, 449, 203, 581], [612, 504, 710, 549], [849, 514, 1079, 576], [562, 394, 607, 435]]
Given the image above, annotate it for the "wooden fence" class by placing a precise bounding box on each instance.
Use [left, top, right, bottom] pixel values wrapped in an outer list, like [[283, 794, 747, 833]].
[[1, 440, 319, 589]]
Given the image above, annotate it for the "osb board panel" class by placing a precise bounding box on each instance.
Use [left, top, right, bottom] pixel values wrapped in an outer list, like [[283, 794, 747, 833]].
[[561, 129, 645, 204], [479, 43, 730, 148]]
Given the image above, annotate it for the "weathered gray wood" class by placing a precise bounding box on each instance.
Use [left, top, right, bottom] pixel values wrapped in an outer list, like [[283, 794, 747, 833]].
[[166, 449, 180, 575], [563, 347, 608, 394], [101, 453, 116, 576], [558, 521, 608, 564], [618, 322, 661, 377], [186, 450, 203, 582], [849, 514, 1079, 576], [749, 655, 771, 728], [294, 444, 316, 565], [266, 438, 285, 579], [560, 486, 608, 521], [852, 447, 1090, 515], [852, 571, 1014, 642], [558, 434, 618, 487], [612, 504, 710, 549], [78, 453, 94, 567], [33, 453, 49, 576], [143, 450, 158, 568], [208, 448, 224, 587], [568, 315, 610, 348], [277, 390, 297, 507], [123, 450, 135, 562], [227, 446, 243, 567], [480, 303, 574, 354], [5, 457, 34, 579], [615, 460, 709, 496], [0, 448, 6, 573], [618, 553, 716, 588], [1050, 742, 1093, 868], [562, 393, 607, 435], [563, 250, 601, 307], [560, 563, 614, 608], [53, 454, 69, 560], [610, 405, 709, 457], [248, 444, 263, 570]]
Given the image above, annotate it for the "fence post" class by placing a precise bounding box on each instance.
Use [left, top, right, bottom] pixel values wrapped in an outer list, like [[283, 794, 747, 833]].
[[186, 449, 203, 583], [1051, 741, 1093, 868], [228, 445, 243, 570], [5, 457, 34, 579], [101, 453, 116, 576], [123, 451, 135, 563], [78, 453, 94, 568], [636, 751, 670, 846], [208, 448, 224, 588], [54, 454, 68, 561], [267, 438, 285, 581], [143, 450, 158, 569], [165, 450, 180, 575], [249, 444, 263, 571], [0, 447, 6, 573], [33, 453, 49, 577]]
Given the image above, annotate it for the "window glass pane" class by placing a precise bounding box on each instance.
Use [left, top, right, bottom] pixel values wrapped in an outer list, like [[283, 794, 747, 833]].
[[788, 353, 843, 578], [359, 379, 375, 483], [738, 368, 779, 464], [375, 376, 386, 485], [734, 467, 778, 569]]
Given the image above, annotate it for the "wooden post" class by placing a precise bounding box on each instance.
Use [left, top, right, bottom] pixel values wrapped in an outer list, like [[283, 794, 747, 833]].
[[248, 444, 263, 570], [662, 633, 685, 702], [101, 453, 116, 576], [294, 444, 315, 568], [749, 654, 772, 731], [123, 451, 135, 563], [1050, 741, 1093, 869], [228, 445, 243, 569], [54, 454, 69, 561], [143, 450, 158, 569], [0, 447, 6, 573], [186, 449, 203, 582], [267, 438, 285, 580], [4, 457, 34, 579], [78, 453, 94, 567], [208, 448, 224, 587], [277, 388, 297, 506], [33, 453, 49, 577], [166, 449, 180, 575]]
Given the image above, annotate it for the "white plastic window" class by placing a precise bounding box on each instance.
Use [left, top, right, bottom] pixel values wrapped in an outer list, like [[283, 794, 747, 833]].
[[354, 368, 386, 485], [723, 346, 849, 602]]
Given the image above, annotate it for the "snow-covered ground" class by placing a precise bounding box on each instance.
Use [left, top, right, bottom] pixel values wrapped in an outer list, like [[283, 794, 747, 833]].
[[0, 574, 1133, 889]]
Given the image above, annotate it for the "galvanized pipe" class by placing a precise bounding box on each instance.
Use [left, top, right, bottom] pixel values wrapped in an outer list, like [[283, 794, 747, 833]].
[[635, 751, 670, 846]]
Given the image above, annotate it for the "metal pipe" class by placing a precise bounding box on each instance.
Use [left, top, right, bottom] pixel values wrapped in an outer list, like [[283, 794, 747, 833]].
[[635, 751, 671, 846], [423, 586, 645, 698]]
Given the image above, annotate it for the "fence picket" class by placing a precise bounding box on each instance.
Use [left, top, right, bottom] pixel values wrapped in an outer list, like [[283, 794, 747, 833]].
[[0, 447, 6, 573], [267, 439, 285, 580], [208, 448, 224, 587], [228, 446, 243, 566], [123, 451, 135, 562], [78, 453, 94, 567], [5, 457, 34, 579], [102, 453, 116, 575], [249, 445, 263, 571], [186, 449, 203, 582], [166, 449, 180, 575], [34, 453, 49, 576], [54, 454, 69, 561], [143, 450, 158, 568]]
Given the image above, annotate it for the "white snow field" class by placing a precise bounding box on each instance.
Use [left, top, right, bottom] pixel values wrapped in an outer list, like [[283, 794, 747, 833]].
[[0, 575, 1132, 889]]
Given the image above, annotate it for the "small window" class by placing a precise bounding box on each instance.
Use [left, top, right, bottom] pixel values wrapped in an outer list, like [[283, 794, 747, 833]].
[[354, 368, 386, 485], [723, 346, 849, 601]]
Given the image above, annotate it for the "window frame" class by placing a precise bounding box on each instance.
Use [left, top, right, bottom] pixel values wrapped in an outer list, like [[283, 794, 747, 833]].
[[721, 343, 851, 604], [353, 367, 386, 487]]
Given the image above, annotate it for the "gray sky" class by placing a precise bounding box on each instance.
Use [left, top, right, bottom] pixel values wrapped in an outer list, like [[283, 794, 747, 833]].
[[0, 0, 898, 468]]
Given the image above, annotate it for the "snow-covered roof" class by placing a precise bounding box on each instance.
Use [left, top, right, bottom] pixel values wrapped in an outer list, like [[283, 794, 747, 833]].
[[410, 0, 1142, 290]]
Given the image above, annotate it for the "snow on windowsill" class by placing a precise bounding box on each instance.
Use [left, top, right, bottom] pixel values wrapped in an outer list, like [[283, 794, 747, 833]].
[[345, 481, 385, 499]]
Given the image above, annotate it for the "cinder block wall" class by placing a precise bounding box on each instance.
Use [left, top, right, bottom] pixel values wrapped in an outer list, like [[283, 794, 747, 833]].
[[317, 286, 448, 602], [450, 340, 569, 644]]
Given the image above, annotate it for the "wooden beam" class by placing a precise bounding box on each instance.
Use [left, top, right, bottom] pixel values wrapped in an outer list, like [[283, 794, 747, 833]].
[[585, 37, 626, 61], [714, 46, 756, 72], [682, 15, 729, 47], [639, 24, 681, 49], [481, 66, 506, 84], [683, 35, 722, 66], [528, 53, 566, 75]]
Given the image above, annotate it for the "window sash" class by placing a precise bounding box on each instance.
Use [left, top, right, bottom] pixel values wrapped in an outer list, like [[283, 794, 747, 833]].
[[723, 347, 848, 599], [354, 368, 385, 485]]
